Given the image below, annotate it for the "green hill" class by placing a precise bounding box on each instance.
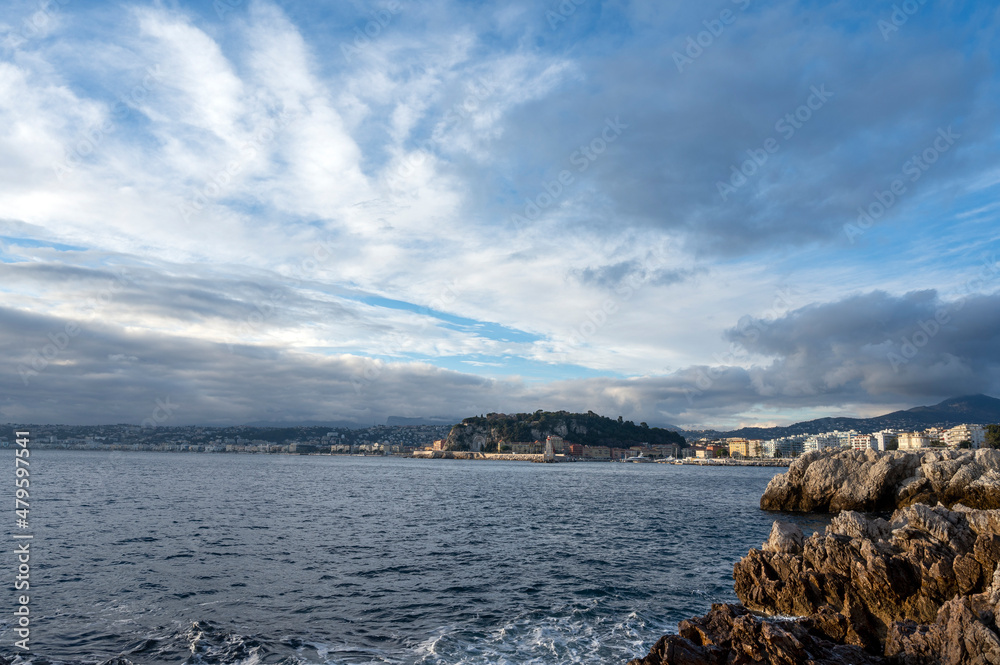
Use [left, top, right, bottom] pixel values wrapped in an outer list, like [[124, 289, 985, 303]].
[[444, 410, 686, 452]]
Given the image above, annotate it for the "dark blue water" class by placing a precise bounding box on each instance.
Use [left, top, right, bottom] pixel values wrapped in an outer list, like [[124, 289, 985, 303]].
[[1, 451, 825, 664]]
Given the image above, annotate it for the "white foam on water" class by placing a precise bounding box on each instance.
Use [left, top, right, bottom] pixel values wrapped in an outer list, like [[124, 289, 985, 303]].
[[406, 604, 671, 665]]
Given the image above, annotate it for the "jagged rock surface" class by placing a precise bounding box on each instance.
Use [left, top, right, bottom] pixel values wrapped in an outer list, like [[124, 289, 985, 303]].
[[629, 506, 1000, 664], [625, 603, 883, 665], [760, 448, 1000, 513]]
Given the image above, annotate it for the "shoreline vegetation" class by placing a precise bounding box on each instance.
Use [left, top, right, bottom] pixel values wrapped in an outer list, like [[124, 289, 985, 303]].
[[628, 448, 1000, 665]]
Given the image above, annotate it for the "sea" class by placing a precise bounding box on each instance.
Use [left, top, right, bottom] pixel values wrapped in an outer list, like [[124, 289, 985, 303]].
[[1, 451, 828, 665]]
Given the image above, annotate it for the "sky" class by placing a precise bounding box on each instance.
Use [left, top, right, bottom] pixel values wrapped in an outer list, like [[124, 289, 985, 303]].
[[1, 0, 998, 430]]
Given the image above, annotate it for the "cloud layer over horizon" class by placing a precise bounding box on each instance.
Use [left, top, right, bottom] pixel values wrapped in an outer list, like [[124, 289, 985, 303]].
[[1, 0, 998, 429]]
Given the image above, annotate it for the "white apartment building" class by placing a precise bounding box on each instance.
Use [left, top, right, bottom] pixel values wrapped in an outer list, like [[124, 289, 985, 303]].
[[872, 430, 899, 452], [803, 434, 841, 453], [762, 436, 806, 458], [944, 424, 985, 449]]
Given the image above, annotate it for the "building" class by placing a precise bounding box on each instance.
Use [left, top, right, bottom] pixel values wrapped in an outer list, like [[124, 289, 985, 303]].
[[582, 445, 611, 459], [849, 434, 875, 451], [944, 424, 985, 449], [803, 434, 840, 454], [872, 430, 898, 452], [546, 435, 566, 453], [652, 442, 684, 458], [762, 436, 805, 458], [694, 443, 726, 459], [925, 427, 946, 446], [510, 441, 542, 454], [897, 432, 931, 451], [567, 443, 583, 456], [432, 439, 447, 451], [727, 438, 761, 458]]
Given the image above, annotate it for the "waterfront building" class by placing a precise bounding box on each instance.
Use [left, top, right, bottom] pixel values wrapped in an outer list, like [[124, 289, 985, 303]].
[[582, 445, 611, 459], [762, 436, 805, 458], [803, 434, 840, 454], [726, 438, 761, 458], [511, 441, 541, 454]]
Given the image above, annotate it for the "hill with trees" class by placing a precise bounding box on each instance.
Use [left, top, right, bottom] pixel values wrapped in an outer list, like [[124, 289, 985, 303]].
[[444, 410, 686, 452]]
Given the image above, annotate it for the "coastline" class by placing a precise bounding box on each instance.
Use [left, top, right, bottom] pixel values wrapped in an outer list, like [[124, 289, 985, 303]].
[[407, 450, 790, 466]]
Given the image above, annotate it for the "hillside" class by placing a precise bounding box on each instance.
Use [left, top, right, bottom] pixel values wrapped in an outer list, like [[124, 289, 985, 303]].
[[687, 394, 1000, 440], [444, 410, 686, 452]]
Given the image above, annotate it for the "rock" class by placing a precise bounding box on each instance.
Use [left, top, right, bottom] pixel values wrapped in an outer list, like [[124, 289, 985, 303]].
[[624, 603, 883, 665], [827, 510, 891, 542], [734, 506, 1000, 644], [633, 450, 1000, 665], [884, 596, 1000, 665], [760, 449, 1000, 513], [761, 521, 804, 554]]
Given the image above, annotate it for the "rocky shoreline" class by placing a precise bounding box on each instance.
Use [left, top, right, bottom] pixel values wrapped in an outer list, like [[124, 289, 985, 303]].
[[628, 449, 1000, 664], [761, 448, 1000, 512]]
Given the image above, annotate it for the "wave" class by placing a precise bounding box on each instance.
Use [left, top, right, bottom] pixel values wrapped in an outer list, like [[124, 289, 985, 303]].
[[0, 606, 671, 665]]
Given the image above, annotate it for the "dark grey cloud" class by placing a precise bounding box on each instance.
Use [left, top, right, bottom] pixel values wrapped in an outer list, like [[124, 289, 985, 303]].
[[723, 289, 1000, 402], [447, 1, 996, 256], [573, 260, 701, 290], [3, 289, 998, 428]]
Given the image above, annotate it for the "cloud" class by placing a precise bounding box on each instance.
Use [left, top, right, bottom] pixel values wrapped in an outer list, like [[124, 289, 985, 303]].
[[0, 0, 998, 428]]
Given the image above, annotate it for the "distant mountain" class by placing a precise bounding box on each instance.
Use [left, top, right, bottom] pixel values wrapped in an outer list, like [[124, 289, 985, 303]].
[[686, 394, 1000, 440], [385, 416, 458, 427], [243, 419, 369, 429]]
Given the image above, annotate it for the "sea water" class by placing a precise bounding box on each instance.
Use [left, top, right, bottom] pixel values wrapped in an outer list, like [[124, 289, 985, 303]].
[[0, 451, 827, 664]]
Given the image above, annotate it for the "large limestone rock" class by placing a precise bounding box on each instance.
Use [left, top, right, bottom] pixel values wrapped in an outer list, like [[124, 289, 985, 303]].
[[760, 448, 1000, 513], [734, 506, 1000, 647], [629, 506, 1000, 665]]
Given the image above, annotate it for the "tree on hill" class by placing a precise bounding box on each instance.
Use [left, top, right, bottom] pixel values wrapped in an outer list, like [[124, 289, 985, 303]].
[[444, 410, 685, 451], [986, 424, 1000, 449]]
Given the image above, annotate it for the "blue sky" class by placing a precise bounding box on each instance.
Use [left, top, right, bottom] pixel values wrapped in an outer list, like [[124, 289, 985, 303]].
[[0, 0, 998, 428]]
